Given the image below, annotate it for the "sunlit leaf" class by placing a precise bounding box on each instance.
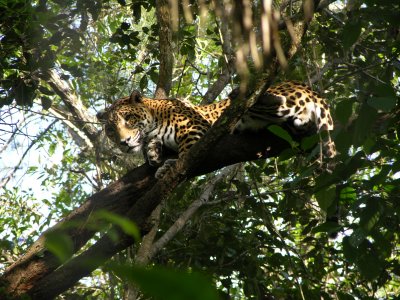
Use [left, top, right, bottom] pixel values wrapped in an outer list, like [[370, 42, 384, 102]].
[[94, 210, 140, 241], [339, 186, 357, 202], [359, 198, 382, 232]]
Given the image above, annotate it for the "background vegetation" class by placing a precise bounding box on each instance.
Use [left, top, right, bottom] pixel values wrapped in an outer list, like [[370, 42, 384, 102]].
[[0, 0, 399, 299]]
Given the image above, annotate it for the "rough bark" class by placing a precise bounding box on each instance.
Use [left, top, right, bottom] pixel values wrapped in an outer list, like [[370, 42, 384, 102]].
[[154, 0, 173, 98], [2, 164, 156, 298]]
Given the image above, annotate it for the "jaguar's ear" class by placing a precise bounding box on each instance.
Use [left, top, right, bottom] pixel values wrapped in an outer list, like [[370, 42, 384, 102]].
[[96, 109, 107, 122], [129, 90, 142, 104]]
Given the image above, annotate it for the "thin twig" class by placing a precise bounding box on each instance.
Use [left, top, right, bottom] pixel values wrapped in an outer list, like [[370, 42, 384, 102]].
[[147, 165, 240, 261], [251, 176, 308, 300], [0, 120, 58, 190]]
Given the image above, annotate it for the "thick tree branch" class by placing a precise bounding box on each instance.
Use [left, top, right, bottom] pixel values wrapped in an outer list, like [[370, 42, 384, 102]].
[[2, 165, 156, 297], [30, 132, 287, 299]]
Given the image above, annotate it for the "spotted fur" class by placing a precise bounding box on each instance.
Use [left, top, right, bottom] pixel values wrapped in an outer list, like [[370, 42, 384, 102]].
[[97, 82, 336, 178]]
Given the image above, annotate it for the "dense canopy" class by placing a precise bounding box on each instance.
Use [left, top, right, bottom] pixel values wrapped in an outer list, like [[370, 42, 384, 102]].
[[0, 0, 399, 299]]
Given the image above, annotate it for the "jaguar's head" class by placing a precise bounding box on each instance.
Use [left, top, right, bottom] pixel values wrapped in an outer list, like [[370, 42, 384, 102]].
[[97, 90, 153, 153]]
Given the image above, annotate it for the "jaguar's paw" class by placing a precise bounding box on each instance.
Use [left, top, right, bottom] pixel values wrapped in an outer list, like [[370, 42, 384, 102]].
[[155, 159, 177, 179]]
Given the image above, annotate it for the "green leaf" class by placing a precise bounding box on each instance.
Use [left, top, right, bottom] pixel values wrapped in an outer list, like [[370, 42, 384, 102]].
[[48, 142, 56, 156], [311, 221, 342, 234], [342, 21, 362, 49], [140, 75, 148, 90], [268, 125, 295, 147], [343, 236, 358, 264], [315, 185, 336, 212], [148, 68, 159, 84], [335, 100, 353, 126], [337, 292, 355, 300], [367, 97, 397, 112], [300, 134, 318, 151], [352, 104, 378, 146], [359, 198, 382, 232], [356, 243, 383, 281], [109, 264, 219, 300], [45, 232, 73, 263], [95, 210, 140, 241], [339, 186, 357, 202], [371, 82, 397, 97], [349, 228, 367, 248]]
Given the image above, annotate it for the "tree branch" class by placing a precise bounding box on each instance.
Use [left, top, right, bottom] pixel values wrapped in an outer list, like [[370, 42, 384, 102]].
[[43, 69, 98, 141], [154, 0, 173, 98], [201, 0, 236, 105], [147, 165, 240, 261]]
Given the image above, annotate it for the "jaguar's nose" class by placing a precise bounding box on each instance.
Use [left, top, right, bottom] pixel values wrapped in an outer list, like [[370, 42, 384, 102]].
[[120, 136, 131, 146]]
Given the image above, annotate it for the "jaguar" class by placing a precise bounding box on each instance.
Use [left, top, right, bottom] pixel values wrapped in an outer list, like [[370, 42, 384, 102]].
[[97, 81, 336, 178]]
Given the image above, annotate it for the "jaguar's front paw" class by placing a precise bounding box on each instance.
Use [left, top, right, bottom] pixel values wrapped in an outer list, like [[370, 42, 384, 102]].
[[146, 139, 163, 166], [155, 159, 177, 179]]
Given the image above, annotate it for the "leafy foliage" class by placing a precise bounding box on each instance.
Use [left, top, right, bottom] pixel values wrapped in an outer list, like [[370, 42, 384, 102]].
[[1, 0, 400, 299]]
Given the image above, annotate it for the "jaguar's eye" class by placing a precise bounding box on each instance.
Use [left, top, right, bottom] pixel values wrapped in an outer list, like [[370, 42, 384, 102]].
[[124, 116, 131, 124], [125, 116, 139, 128], [124, 114, 132, 121]]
